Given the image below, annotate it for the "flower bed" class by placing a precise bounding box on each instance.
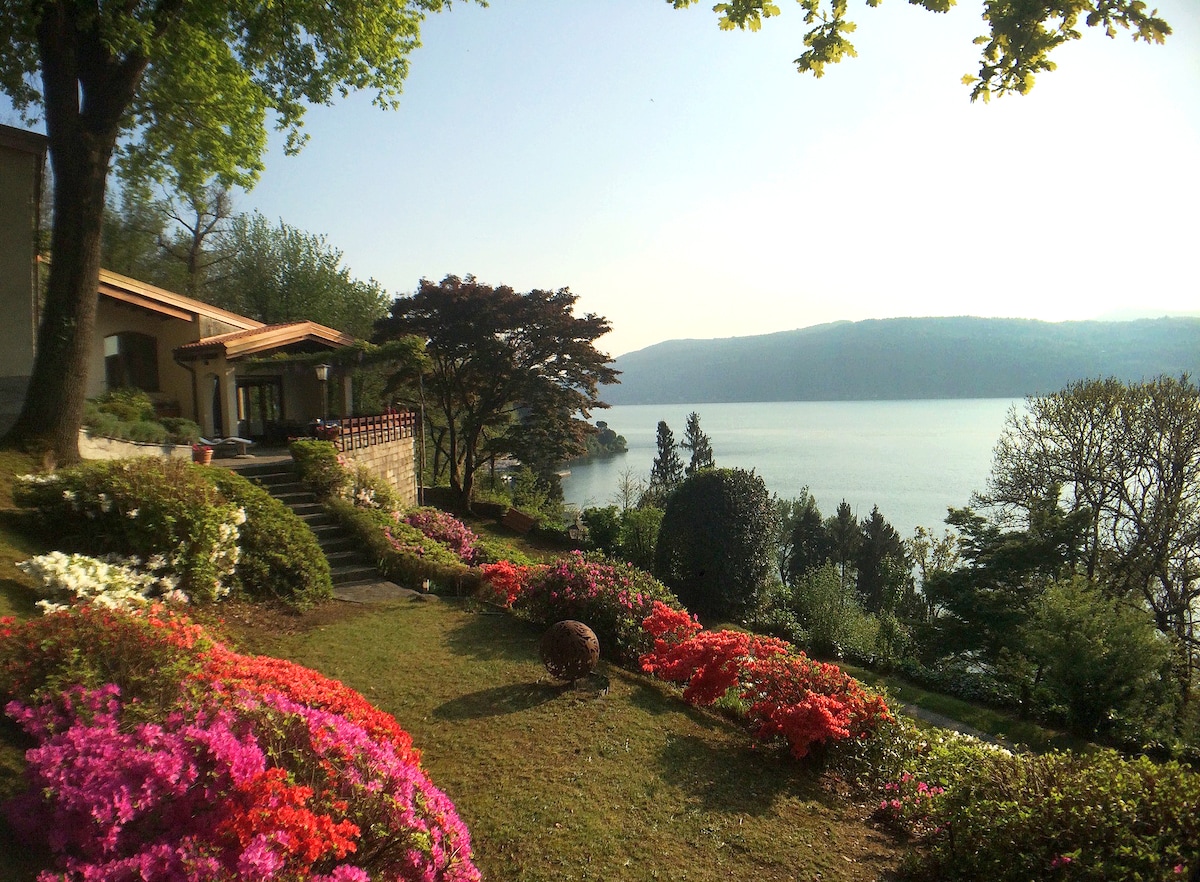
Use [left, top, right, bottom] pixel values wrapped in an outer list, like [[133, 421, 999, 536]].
[[13, 459, 331, 609], [0, 606, 480, 882], [481, 551, 683, 663], [638, 601, 893, 758]]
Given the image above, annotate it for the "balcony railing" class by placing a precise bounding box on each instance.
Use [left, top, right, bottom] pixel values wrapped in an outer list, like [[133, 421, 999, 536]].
[[331, 411, 417, 453]]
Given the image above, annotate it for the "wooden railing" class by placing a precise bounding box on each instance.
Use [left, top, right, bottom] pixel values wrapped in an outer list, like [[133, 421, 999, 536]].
[[332, 410, 417, 453]]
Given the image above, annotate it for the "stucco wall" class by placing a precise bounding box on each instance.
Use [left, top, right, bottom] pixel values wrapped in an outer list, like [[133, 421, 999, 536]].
[[0, 127, 46, 432], [341, 437, 418, 508], [92, 299, 203, 414]]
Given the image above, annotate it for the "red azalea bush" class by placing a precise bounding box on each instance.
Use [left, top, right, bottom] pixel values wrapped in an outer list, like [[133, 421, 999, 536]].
[[482, 552, 683, 663], [479, 560, 543, 607], [0, 606, 479, 882], [639, 601, 893, 758]]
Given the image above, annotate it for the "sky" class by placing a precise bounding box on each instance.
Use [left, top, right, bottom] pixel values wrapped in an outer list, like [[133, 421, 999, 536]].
[[10, 1, 1200, 357]]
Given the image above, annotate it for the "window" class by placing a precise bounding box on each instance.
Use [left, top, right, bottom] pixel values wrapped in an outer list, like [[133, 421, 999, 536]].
[[104, 332, 160, 392]]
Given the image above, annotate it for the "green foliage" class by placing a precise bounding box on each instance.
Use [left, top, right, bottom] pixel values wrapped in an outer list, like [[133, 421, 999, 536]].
[[205, 469, 332, 610], [325, 499, 479, 593], [580, 421, 627, 458], [93, 388, 155, 423], [289, 439, 345, 499], [509, 466, 565, 528], [12, 459, 241, 603], [908, 749, 1200, 881], [785, 563, 878, 660], [582, 506, 622, 556], [202, 212, 390, 337], [924, 493, 1090, 675], [983, 376, 1200, 723], [672, 0, 1171, 101], [654, 467, 779, 621], [582, 504, 663, 571], [646, 420, 684, 505], [158, 418, 202, 445], [1026, 576, 1173, 738], [680, 411, 715, 477], [373, 275, 617, 510], [617, 505, 663, 572], [82, 393, 201, 446]]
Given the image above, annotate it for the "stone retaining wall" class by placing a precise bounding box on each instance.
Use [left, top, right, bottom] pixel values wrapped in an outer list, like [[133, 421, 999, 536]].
[[78, 430, 192, 461], [340, 437, 418, 508]]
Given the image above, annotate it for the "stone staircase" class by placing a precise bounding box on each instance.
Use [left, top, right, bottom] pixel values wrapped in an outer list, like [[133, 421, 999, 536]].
[[226, 458, 411, 601]]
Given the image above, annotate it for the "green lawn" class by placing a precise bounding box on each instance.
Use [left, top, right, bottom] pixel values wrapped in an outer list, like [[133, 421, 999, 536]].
[[836, 660, 1090, 754], [227, 599, 903, 881]]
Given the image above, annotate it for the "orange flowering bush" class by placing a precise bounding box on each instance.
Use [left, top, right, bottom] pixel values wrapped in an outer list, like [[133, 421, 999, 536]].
[[639, 601, 892, 758]]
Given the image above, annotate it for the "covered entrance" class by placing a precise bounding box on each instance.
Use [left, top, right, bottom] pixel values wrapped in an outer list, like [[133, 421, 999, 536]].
[[237, 377, 285, 442]]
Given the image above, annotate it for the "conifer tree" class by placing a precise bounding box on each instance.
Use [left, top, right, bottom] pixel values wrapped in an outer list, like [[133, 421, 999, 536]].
[[681, 411, 715, 477], [647, 421, 684, 504]]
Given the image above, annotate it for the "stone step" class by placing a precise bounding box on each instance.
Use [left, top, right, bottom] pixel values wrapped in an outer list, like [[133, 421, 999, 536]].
[[330, 562, 381, 585], [325, 549, 370, 567], [289, 501, 325, 517], [275, 490, 318, 507], [319, 535, 358, 554], [221, 458, 388, 589], [265, 480, 308, 496]]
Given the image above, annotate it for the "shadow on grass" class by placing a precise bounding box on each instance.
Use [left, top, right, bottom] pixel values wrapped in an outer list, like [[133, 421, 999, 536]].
[[656, 732, 831, 817], [442, 608, 543, 663], [434, 681, 569, 720], [618, 668, 723, 731]]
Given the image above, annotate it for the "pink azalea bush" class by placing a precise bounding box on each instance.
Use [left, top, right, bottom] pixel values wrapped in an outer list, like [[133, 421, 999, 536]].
[[401, 509, 481, 566], [481, 551, 682, 663], [0, 606, 479, 882]]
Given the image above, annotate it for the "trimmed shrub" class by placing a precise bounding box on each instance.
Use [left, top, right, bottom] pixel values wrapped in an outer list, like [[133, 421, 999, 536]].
[[81, 392, 201, 445], [14, 460, 331, 610], [13, 460, 243, 603], [491, 551, 683, 663], [654, 468, 779, 621], [639, 602, 893, 759], [206, 469, 333, 609], [290, 439, 345, 499], [326, 499, 479, 593], [903, 748, 1200, 881], [403, 508, 482, 565], [17, 552, 185, 614], [93, 388, 155, 423]]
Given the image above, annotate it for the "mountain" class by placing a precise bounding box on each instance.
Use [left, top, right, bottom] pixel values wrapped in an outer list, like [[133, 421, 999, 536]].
[[604, 316, 1200, 404]]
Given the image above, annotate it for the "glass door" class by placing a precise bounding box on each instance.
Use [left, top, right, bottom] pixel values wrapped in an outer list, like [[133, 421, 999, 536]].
[[236, 377, 284, 441]]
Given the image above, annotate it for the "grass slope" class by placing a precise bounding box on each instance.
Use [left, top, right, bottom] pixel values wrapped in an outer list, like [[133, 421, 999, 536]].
[[228, 599, 902, 881]]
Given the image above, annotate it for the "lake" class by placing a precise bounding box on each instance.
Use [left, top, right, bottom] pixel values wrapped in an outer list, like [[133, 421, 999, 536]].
[[562, 399, 1021, 539]]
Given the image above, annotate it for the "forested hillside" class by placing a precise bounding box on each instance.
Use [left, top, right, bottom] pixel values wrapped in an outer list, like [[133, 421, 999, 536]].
[[606, 317, 1200, 404]]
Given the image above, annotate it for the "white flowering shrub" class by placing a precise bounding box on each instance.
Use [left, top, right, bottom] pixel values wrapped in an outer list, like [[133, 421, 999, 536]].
[[14, 459, 244, 603], [17, 552, 188, 614], [340, 463, 401, 511]]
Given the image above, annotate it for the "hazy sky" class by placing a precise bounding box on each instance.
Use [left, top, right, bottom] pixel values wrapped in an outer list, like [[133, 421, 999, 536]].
[[14, 2, 1200, 357]]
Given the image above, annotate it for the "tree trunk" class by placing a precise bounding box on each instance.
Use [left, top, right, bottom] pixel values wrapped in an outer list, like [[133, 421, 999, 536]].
[[6, 137, 111, 464], [3, 4, 147, 465]]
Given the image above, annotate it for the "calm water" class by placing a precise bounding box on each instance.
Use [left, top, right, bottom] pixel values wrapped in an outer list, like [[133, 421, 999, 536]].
[[563, 399, 1020, 538]]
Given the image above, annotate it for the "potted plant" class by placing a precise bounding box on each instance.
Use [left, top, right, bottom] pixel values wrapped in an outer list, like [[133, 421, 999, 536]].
[[192, 443, 213, 465]]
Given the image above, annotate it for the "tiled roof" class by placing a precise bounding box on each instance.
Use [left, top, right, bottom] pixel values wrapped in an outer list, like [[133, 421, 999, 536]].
[[174, 320, 357, 360], [98, 267, 264, 330]]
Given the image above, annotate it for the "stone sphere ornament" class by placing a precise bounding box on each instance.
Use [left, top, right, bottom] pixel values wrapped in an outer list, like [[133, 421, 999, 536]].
[[540, 620, 600, 682]]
